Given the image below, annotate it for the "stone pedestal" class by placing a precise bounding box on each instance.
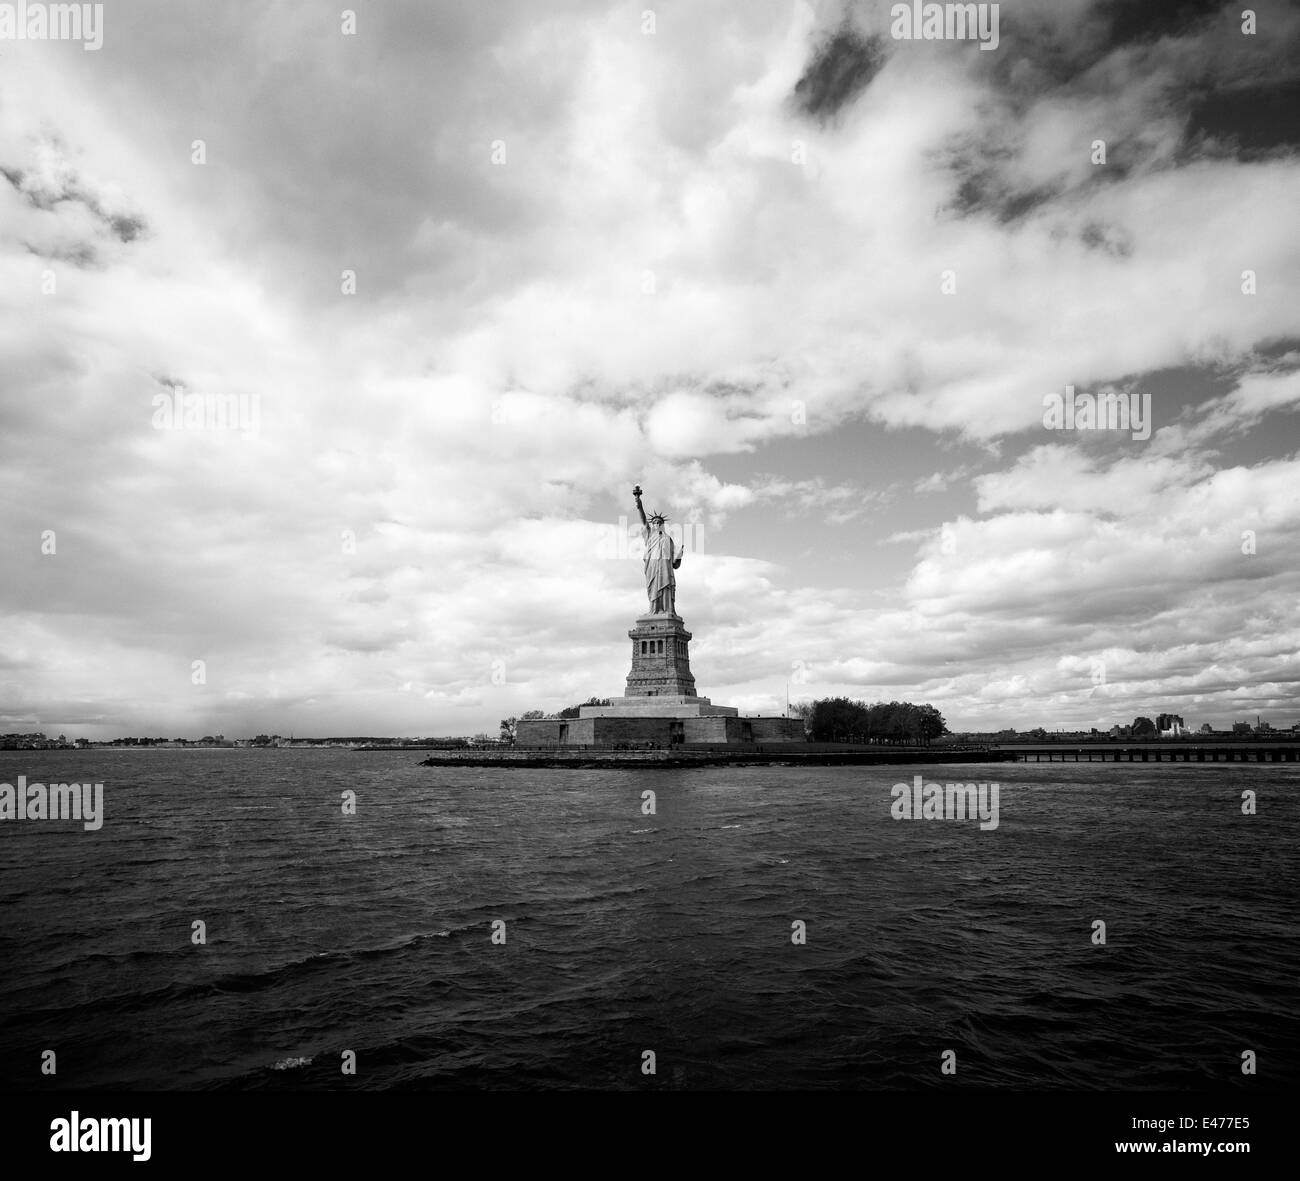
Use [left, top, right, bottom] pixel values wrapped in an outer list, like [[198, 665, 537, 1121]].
[[623, 613, 697, 698], [512, 608, 805, 747], [577, 612, 738, 721]]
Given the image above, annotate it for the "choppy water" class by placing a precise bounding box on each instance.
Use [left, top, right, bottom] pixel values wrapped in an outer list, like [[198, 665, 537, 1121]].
[[1, 750, 1296, 1090]]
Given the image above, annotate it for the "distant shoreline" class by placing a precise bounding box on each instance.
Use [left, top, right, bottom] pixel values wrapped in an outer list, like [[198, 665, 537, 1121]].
[[9, 738, 1300, 758]]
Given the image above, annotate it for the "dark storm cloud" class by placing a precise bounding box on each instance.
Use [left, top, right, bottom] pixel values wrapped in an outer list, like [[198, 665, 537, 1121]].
[[793, 27, 884, 120], [936, 0, 1298, 226], [938, 121, 1139, 225], [975, 0, 1292, 120], [950, 171, 1058, 223], [1256, 336, 1300, 359], [1, 150, 149, 259], [1184, 81, 1300, 157], [1096, 0, 1226, 49]]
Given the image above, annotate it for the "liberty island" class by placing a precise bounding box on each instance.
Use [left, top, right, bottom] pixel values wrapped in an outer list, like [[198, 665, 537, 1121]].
[[516, 486, 805, 748]]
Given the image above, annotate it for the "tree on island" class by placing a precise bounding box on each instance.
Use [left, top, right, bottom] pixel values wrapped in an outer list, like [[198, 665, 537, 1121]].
[[556, 697, 611, 719], [808, 697, 868, 743], [807, 698, 947, 745], [500, 711, 548, 742]]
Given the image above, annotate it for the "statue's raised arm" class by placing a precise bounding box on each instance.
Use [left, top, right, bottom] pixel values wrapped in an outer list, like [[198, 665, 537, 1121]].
[[633, 485, 677, 615]]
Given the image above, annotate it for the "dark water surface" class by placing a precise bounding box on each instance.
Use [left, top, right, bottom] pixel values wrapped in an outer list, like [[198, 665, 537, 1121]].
[[1, 750, 1296, 1090]]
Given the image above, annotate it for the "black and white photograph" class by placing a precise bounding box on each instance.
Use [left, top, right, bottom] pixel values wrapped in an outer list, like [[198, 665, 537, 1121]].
[[1, 0, 1296, 1164]]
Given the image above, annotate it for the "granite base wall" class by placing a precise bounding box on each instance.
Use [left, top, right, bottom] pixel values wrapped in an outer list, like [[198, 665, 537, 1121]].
[[516, 715, 806, 747]]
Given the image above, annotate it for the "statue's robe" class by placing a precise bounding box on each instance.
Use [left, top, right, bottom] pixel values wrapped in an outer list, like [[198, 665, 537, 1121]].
[[642, 525, 676, 613]]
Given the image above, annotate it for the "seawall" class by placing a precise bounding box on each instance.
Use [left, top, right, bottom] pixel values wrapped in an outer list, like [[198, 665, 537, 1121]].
[[418, 744, 1015, 769]]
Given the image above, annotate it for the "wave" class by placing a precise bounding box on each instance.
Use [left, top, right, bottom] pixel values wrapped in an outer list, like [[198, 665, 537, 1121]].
[[0, 924, 486, 1027]]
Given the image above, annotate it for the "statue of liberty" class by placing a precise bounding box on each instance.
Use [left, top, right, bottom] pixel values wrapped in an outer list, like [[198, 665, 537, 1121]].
[[633, 485, 681, 615]]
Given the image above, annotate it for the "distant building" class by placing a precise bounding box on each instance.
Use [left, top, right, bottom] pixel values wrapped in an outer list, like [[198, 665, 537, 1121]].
[[1232, 722, 1252, 735], [1156, 713, 1184, 732], [1199, 723, 1213, 735]]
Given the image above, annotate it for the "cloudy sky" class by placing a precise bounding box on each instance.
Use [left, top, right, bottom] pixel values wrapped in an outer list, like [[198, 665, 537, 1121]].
[[2, 0, 1298, 739]]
